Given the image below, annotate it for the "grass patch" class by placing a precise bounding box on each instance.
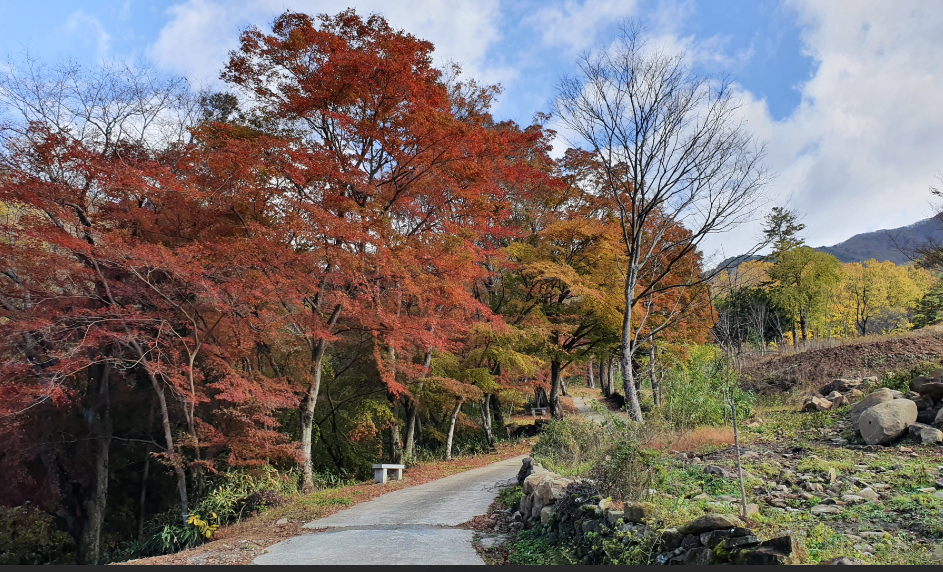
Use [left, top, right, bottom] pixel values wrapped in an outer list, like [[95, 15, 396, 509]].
[[507, 528, 576, 565], [301, 494, 355, 508], [496, 485, 522, 511]]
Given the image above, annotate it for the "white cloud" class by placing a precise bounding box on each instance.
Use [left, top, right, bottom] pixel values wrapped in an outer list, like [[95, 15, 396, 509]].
[[524, 0, 640, 54], [147, 0, 505, 88], [676, 0, 943, 256], [63, 9, 111, 60], [759, 0, 943, 247]]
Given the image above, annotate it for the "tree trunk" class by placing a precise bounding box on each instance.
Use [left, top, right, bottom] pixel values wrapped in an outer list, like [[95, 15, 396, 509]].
[[404, 349, 432, 463], [609, 358, 617, 397], [77, 360, 112, 565], [480, 394, 495, 448], [130, 339, 189, 523], [621, 302, 644, 421], [490, 393, 504, 428], [138, 448, 150, 542], [153, 380, 189, 523], [445, 397, 463, 461], [650, 344, 661, 407], [403, 399, 418, 462], [600, 358, 611, 398], [587, 357, 595, 389], [388, 423, 404, 464], [549, 359, 564, 419], [800, 313, 808, 343], [621, 351, 643, 422], [300, 305, 341, 492]]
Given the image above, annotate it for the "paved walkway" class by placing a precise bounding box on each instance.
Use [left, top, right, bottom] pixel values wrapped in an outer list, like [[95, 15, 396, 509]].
[[254, 455, 526, 565], [571, 395, 608, 423]]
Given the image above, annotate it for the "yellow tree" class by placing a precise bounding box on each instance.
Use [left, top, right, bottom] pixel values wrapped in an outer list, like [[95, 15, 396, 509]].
[[769, 247, 841, 344], [842, 260, 932, 335]]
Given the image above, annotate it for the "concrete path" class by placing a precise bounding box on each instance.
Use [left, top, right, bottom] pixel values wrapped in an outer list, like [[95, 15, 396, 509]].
[[572, 395, 607, 423], [254, 455, 526, 565]]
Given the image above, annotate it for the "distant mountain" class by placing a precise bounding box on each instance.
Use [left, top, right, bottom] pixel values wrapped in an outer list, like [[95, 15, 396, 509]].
[[714, 217, 943, 272], [815, 217, 942, 264]]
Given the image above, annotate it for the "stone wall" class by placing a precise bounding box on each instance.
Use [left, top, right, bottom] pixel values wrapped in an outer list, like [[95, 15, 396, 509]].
[[511, 458, 792, 565]]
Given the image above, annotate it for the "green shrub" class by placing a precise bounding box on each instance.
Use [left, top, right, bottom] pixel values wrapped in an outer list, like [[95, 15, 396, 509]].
[[531, 417, 604, 476], [508, 528, 576, 565], [496, 485, 523, 511], [875, 362, 941, 393], [589, 441, 664, 503], [658, 344, 754, 429], [0, 505, 75, 565], [110, 465, 301, 562], [199, 465, 298, 525]]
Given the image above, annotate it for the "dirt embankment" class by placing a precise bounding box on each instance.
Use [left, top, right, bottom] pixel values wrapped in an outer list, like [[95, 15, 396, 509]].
[[740, 331, 943, 394]]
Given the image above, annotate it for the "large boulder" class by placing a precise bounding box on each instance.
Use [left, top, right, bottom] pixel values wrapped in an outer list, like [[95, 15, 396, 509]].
[[916, 382, 943, 401], [850, 388, 896, 431], [917, 406, 941, 425], [522, 469, 552, 496], [521, 468, 555, 521], [534, 476, 572, 507], [858, 399, 918, 445], [935, 408, 943, 428], [908, 394, 935, 411], [736, 536, 792, 565], [623, 501, 655, 523], [678, 513, 743, 535], [910, 375, 931, 393], [909, 423, 943, 444], [845, 388, 864, 401]]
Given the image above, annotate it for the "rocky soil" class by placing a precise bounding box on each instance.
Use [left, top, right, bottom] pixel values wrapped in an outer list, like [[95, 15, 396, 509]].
[[740, 332, 943, 394]]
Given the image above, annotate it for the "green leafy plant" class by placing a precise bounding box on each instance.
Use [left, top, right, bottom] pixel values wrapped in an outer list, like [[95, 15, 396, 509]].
[[199, 465, 298, 524], [0, 505, 75, 565], [186, 512, 220, 539], [657, 345, 754, 429]]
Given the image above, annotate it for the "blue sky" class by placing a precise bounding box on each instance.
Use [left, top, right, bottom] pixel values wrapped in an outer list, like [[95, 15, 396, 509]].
[[0, 0, 811, 121], [2, 0, 943, 258]]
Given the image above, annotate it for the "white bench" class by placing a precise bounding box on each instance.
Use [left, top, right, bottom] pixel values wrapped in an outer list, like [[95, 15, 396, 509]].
[[531, 407, 547, 417], [373, 463, 405, 484]]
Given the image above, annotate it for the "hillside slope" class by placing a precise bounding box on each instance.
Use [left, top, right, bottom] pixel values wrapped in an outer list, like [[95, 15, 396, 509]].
[[716, 217, 943, 270], [817, 217, 942, 264], [740, 329, 943, 394]]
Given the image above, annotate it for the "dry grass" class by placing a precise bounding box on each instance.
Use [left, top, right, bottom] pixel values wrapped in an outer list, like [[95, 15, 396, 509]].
[[666, 426, 736, 453], [559, 395, 580, 416]]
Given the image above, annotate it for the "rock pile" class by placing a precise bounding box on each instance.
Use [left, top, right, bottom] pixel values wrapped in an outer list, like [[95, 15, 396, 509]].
[[802, 377, 871, 411], [803, 373, 943, 446], [513, 459, 792, 565], [653, 514, 792, 565], [516, 458, 574, 523]]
